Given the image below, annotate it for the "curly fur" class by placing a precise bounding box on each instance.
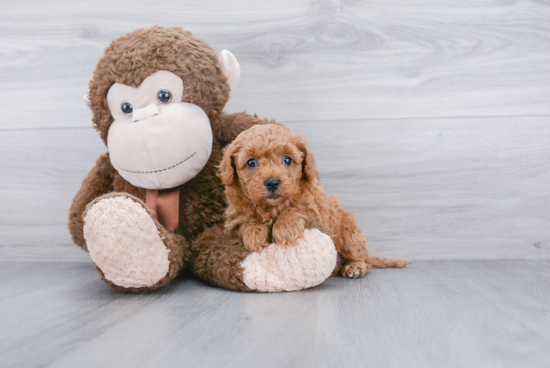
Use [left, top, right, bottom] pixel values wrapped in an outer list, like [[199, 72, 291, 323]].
[[88, 26, 231, 145], [68, 27, 267, 292], [218, 124, 410, 278]]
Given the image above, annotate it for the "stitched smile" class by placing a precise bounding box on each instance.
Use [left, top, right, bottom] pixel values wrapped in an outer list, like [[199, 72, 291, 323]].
[[117, 152, 196, 174]]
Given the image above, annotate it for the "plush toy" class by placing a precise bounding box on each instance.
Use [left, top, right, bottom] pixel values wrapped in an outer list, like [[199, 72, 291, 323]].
[[69, 26, 337, 293]]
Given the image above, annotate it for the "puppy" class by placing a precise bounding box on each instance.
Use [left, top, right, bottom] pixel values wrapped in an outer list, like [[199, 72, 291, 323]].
[[218, 124, 409, 278]]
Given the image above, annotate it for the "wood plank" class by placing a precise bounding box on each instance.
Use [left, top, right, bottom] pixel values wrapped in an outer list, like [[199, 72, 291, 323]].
[[0, 261, 549, 367], [287, 117, 550, 260], [0, 127, 103, 262], [1, 0, 550, 130], [1, 116, 548, 261]]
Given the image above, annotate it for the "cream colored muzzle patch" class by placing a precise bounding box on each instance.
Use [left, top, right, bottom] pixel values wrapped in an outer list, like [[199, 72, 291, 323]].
[[132, 103, 159, 122], [106, 71, 213, 190]]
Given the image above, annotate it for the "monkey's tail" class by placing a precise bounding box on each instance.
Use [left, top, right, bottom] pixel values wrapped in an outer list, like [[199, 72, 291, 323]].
[[368, 256, 410, 269]]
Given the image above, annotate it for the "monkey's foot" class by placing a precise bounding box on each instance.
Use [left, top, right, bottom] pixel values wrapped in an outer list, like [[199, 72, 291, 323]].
[[83, 194, 184, 291], [240, 229, 337, 292]]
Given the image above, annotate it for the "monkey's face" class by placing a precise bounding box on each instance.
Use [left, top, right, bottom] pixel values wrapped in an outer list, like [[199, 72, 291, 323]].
[[106, 71, 213, 189], [89, 28, 241, 189]]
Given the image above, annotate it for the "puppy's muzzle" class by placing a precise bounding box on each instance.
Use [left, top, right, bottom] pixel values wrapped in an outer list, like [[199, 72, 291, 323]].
[[264, 177, 281, 192]]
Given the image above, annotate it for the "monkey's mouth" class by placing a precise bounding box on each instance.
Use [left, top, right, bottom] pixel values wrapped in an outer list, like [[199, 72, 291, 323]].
[[117, 152, 196, 174]]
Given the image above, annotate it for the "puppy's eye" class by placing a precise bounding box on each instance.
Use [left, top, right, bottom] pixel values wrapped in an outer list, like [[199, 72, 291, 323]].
[[157, 89, 172, 103], [283, 156, 292, 166], [121, 102, 133, 115], [246, 159, 257, 168]]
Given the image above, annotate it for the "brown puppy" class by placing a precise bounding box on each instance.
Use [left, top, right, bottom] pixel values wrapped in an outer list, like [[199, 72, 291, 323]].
[[218, 124, 410, 278]]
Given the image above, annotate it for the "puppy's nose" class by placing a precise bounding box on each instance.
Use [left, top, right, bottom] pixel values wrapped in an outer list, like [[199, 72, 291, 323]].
[[264, 177, 281, 191]]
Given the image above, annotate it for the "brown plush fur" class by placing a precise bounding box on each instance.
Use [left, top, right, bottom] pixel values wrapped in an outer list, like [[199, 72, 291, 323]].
[[68, 27, 266, 292], [191, 223, 253, 292], [88, 26, 231, 145], [218, 124, 410, 278]]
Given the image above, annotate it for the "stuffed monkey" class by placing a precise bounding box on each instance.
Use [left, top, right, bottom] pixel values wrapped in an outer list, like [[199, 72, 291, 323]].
[[68, 27, 337, 293]]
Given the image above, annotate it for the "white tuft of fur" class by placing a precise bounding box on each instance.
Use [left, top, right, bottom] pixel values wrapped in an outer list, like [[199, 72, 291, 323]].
[[241, 229, 337, 292], [83, 196, 170, 288]]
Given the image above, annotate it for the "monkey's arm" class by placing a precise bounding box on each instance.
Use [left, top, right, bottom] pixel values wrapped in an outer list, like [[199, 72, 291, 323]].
[[214, 112, 274, 147], [68, 153, 115, 251]]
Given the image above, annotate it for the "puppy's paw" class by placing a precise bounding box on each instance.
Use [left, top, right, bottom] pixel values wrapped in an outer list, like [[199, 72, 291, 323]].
[[342, 261, 369, 279], [272, 220, 305, 246], [331, 263, 343, 277], [242, 225, 271, 253]]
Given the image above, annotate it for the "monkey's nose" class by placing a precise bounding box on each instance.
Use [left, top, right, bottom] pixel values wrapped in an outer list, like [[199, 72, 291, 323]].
[[264, 177, 281, 191], [132, 103, 159, 122]]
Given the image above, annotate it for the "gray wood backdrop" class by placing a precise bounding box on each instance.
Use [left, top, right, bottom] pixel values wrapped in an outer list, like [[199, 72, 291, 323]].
[[1, 0, 549, 262]]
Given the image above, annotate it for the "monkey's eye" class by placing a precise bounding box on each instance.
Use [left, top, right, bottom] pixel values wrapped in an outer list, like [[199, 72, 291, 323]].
[[121, 103, 133, 115], [283, 156, 293, 166], [157, 89, 172, 103], [246, 159, 257, 168]]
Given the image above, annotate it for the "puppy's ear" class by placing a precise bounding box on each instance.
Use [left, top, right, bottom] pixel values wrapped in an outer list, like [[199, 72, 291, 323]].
[[218, 141, 240, 186], [294, 134, 318, 182]]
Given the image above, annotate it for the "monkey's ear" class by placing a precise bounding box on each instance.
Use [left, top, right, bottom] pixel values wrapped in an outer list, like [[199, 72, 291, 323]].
[[218, 50, 241, 92], [218, 141, 240, 186]]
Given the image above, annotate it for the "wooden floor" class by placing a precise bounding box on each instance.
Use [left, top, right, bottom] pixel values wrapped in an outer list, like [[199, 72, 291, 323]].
[[1, 261, 549, 368]]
